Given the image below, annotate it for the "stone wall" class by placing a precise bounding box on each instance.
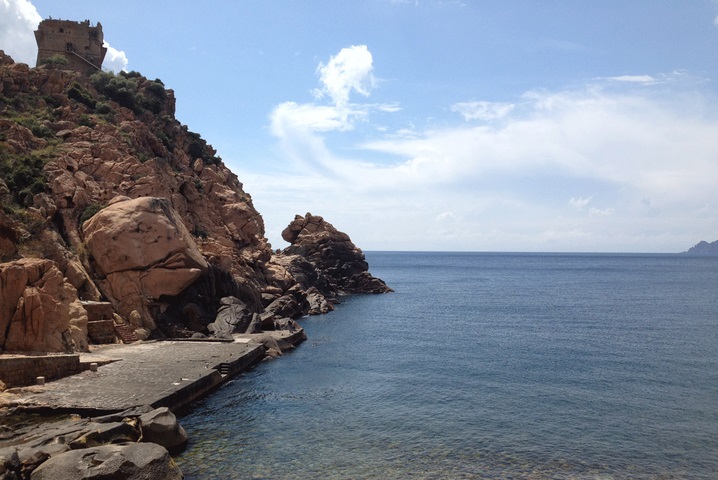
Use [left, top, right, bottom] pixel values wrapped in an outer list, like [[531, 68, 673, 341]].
[[0, 354, 81, 387], [87, 320, 117, 344], [82, 301, 115, 321]]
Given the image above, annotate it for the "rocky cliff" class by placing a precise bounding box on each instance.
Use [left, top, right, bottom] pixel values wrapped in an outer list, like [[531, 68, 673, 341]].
[[0, 50, 389, 353]]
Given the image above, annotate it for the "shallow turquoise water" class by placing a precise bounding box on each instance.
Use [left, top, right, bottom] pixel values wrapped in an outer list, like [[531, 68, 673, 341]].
[[176, 253, 718, 479]]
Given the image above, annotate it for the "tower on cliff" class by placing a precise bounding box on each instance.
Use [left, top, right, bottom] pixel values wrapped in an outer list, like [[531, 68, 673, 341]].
[[34, 19, 107, 74]]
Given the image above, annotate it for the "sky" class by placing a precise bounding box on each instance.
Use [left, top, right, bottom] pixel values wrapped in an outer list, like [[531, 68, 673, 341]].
[[2, 0, 718, 253]]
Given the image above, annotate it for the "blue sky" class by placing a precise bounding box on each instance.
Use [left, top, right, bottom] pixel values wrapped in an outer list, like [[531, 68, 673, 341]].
[[3, 0, 718, 252]]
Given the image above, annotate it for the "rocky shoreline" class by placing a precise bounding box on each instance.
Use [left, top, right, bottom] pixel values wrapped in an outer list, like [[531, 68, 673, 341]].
[[0, 331, 307, 478], [0, 51, 391, 478]]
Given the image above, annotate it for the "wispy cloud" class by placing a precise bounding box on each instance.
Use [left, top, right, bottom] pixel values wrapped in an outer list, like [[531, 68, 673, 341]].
[[569, 197, 592, 210], [607, 75, 658, 85], [254, 62, 718, 251], [589, 207, 614, 218], [451, 101, 515, 121]]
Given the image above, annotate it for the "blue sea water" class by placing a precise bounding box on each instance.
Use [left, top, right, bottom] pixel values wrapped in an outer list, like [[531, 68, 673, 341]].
[[176, 252, 718, 479]]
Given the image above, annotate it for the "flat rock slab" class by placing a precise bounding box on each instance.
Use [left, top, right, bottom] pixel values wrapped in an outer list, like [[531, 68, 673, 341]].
[[9, 340, 264, 414]]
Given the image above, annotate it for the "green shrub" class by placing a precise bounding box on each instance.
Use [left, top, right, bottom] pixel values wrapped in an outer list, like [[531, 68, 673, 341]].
[[91, 71, 140, 112], [156, 130, 172, 150], [42, 95, 62, 109], [141, 81, 167, 114], [186, 131, 221, 165], [40, 54, 69, 67], [121, 70, 143, 79], [80, 203, 105, 224], [68, 82, 97, 109], [192, 224, 208, 239], [78, 114, 94, 127], [95, 102, 113, 115], [15, 117, 54, 139], [0, 154, 47, 205]]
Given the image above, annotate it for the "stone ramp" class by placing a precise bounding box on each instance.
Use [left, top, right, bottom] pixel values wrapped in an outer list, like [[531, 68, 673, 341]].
[[9, 340, 266, 414]]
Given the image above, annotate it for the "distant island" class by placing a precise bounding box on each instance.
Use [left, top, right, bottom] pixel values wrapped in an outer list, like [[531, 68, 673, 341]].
[[683, 240, 718, 255]]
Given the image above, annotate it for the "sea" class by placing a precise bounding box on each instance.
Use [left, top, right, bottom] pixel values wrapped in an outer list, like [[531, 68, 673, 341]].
[[175, 252, 718, 479]]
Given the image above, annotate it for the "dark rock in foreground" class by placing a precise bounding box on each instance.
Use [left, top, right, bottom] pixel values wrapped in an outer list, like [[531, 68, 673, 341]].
[[0, 406, 185, 479], [31, 443, 182, 480]]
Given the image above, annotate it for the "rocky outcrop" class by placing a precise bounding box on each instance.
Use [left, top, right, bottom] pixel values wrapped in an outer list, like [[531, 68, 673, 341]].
[[0, 259, 88, 353], [279, 213, 392, 296]]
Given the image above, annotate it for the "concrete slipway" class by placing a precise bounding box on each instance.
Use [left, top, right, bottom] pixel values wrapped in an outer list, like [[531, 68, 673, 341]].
[[5, 330, 306, 415]]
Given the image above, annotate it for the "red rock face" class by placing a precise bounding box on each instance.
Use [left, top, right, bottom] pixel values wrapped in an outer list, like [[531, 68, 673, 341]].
[[0, 258, 88, 353]]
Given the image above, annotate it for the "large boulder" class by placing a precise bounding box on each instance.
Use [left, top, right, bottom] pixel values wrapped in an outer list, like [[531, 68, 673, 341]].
[[280, 213, 392, 296], [0, 258, 88, 353], [82, 196, 209, 329], [139, 407, 188, 454], [29, 443, 182, 480]]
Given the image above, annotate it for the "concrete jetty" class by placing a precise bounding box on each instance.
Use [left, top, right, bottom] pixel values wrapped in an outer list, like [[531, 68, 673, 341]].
[[4, 329, 305, 415]]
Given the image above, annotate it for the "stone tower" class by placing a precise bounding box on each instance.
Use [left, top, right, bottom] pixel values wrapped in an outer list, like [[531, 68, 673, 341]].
[[35, 19, 107, 74]]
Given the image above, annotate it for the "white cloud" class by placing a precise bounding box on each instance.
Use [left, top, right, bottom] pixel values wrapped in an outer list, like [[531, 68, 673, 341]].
[[102, 42, 129, 72], [451, 101, 515, 121], [270, 45, 385, 137], [589, 207, 614, 218], [436, 211, 456, 222], [607, 75, 658, 85], [314, 45, 376, 107], [714, 15, 718, 27], [0, 0, 41, 65], [569, 197, 592, 210]]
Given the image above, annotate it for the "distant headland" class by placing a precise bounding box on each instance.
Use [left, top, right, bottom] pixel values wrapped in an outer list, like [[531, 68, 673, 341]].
[[682, 240, 718, 255]]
